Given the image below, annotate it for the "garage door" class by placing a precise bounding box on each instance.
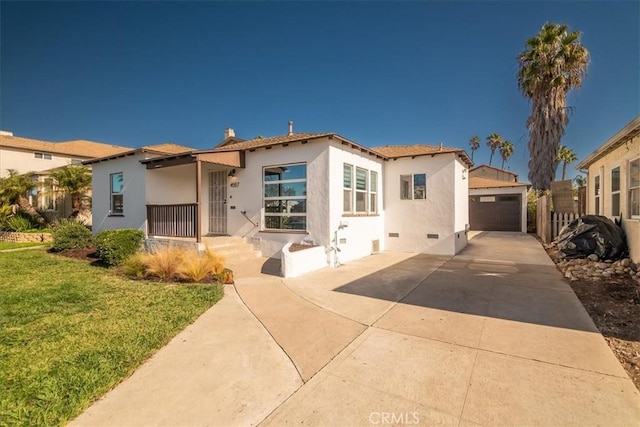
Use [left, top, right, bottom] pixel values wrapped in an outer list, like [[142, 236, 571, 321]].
[[469, 194, 521, 231]]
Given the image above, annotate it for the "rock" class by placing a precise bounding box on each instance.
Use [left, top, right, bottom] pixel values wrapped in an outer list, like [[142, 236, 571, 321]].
[[621, 258, 631, 267], [597, 262, 609, 269], [588, 254, 599, 262], [602, 272, 612, 279]]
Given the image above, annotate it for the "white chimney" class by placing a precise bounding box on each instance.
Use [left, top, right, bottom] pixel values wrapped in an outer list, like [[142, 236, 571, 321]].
[[439, 142, 443, 151], [0, 130, 14, 137], [224, 128, 235, 139], [288, 121, 293, 136]]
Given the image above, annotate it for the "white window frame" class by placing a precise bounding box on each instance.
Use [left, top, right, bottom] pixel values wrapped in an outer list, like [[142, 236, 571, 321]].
[[343, 164, 353, 214], [34, 152, 52, 160], [370, 171, 378, 214], [594, 174, 601, 215], [611, 166, 620, 217], [400, 173, 427, 200], [262, 163, 307, 231], [630, 157, 640, 219], [110, 172, 124, 215], [355, 167, 368, 213]]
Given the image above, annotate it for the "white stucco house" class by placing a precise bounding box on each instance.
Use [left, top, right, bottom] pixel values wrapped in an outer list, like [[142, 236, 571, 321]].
[[86, 126, 473, 270], [576, 116, 640, 262]]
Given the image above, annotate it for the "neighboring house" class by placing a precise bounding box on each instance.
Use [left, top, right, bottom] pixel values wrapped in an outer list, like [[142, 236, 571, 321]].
[[576, 116, 640, 262], [87, 127, 473, 267], [468, 164, 529, 232], [0, 130, 131, 222]]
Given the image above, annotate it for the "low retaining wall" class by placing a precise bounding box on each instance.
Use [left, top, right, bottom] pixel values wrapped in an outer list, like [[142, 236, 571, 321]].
[[281, 243, 328, 278], [0, 231, 53, 243]]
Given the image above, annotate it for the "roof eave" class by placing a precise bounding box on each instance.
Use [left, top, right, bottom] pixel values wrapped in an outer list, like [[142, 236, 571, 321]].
[[576, 116, 640, 169]]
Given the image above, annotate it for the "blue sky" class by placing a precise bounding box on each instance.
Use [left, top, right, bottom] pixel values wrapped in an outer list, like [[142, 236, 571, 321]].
[[1, 1, 638, 182]]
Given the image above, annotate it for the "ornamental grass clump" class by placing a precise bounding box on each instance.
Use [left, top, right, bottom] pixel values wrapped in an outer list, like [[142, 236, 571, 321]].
[[177, 246, 225, 283], [141, 245, 187, 282]]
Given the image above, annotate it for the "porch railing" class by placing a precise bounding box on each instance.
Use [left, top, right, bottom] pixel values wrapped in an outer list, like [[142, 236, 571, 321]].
[[147, 204, 197, 238]]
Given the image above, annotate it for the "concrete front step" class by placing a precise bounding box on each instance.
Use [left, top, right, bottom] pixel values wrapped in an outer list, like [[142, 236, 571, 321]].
[[201, 236, 261, 261]]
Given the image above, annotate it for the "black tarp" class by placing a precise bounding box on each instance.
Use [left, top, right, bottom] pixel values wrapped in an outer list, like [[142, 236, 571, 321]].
[[556, 215, 628, 260]]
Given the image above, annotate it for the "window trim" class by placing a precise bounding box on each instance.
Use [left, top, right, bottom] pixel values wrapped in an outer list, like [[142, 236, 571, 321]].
[[355, 166, 368, 213], [370, 170, 378, 214], [262, 162, 307, 232], [342, 163, 378, 216], [594, 174, 601, 216], [34, 152, 52, 160], [400, 173, 427, 201], [630, 157, 640, 220], [611, 166, 620, 217], [343, 163, 353, 214], [110, 172, 124, 216]]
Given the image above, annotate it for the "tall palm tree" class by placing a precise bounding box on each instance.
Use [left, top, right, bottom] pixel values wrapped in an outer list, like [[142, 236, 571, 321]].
[[469, 135, 480, 161], [486, 133, 503, 166], [0, 169, 47, 225], [557, 145, 578, 181], [499, 140, 514, 169], [573, 174, 586, 187], [47, 165, 92, 217], [517, 22, 589, 190]]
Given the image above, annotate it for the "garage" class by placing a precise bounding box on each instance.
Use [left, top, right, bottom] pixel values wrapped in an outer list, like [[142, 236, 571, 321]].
[[468, 173, 530, 233], [469, 194, 521, 231]]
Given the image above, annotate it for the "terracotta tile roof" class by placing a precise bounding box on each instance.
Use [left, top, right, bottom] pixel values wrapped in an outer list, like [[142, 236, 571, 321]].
[[213, 133, 335, 152], [142, 143, 194, 154], [372, 144, 473, 167], [469, 176, 529, 189], [82, 143, 196, 165], [0, 135, 131, 158]]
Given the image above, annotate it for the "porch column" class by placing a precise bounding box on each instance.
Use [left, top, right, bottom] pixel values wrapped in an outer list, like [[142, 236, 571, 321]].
[[196, 159, 202, 243]]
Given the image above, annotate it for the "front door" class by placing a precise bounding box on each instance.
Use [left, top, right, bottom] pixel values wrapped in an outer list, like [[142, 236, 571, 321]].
[[209, 170, 227, 235]]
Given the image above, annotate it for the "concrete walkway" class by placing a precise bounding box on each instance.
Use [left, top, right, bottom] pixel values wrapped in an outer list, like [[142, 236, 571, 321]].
[[73, 232, 640, 426]]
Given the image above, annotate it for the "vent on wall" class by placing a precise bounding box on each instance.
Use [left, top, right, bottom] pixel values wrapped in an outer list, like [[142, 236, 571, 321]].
[[427, 234, 439, 239], [372, 239, 380, 254], [388, 232, 399, 238]]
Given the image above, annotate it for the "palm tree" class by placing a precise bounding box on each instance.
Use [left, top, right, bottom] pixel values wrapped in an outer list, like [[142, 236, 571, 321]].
[[47, 165, 92, 217], [469, 135, 480, 161], [499, 140, 514, 169], [573, 174, 586, 187], [486, 133, 503, 166], [517, 22, 589, 190], [0, 169, 47, 225], [557, 145, 578, 180]]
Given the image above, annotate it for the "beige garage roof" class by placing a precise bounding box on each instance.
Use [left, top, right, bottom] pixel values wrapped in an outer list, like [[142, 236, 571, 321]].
[[469, 176, 529, 189], [0, 134, 131, 158]]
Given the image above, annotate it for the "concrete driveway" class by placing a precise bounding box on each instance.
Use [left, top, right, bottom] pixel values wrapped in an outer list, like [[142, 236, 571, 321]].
[[73, 232, 640, 426]]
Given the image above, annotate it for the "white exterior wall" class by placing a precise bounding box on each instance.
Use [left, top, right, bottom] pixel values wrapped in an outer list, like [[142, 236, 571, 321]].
[[91, 154, 149, 234], [147, 163, 197, 205], [469, 186, 528, 233], [328, 143, 385, 265], [0, 146, 87, 177], [226, 140, 331, 258], [454, 160, 470, 253], [585, 134, 640, 262], [383, 153, 463, 255]]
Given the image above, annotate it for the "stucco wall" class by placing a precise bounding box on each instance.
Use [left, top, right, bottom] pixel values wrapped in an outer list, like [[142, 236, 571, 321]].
[[469, 166, 517, 182], [383, 153, 463, 255], [585, 134, 640, 262], [328, 143, 385, 265], [454, 160, 470, 253], [0, 146, 87, 177], [147, 163, 197, 205], [469, 186, 528, 233], [225, 139, 331, 258], [91, 154, 149, 234]]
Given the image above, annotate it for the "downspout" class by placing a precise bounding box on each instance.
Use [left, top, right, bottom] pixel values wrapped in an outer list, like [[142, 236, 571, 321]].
[[196, 159, 202, 243]]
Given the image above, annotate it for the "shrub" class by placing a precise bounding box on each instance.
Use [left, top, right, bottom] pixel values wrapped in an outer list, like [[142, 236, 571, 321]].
[[177, 246, 225, 283], [142, 244, 187, 281], [50, 220, 94, 252], [3, 214, 32, 232], [122, 253, 146, 279], [95, 229, 145, 267], [218, 268, 234, 284]]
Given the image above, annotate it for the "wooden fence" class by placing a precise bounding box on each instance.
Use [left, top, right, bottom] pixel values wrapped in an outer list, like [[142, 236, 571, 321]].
[[535, 194, 583, 243]]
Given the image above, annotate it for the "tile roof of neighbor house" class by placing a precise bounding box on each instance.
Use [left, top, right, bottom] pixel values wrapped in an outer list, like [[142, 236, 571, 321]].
[[0, 134, 131, 158], [82, 143, 195, 165], [576, 115, 640, 169], [469, 176, 530, 189], [372, 144, 473, 167]]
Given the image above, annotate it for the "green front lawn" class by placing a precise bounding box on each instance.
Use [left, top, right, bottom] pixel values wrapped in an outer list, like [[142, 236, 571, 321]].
[[0, 250, 224, 426], [0, 242, 49, 251]]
